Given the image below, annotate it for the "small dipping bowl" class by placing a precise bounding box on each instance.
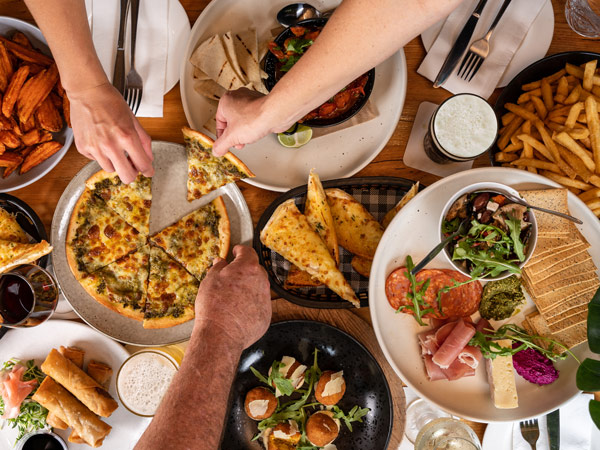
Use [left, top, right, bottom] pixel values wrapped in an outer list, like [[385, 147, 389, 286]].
[[439, 182, 538, 281], [17, 430, 67, 450], [424, 93, 498, 164]]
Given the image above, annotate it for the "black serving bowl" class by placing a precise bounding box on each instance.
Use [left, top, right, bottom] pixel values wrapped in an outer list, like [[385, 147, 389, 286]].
[[263, 18, 375, 128], [491, 51, 600, 165], [0, 193, 49, 268]]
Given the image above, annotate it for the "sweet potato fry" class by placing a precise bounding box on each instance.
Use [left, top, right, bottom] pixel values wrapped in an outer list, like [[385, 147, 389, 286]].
[[39, 130, 52, 143], [0, 142, 5, 155], [0, 114, 12, 131], [2, 163, 18, 178], [20, 114, 35, 132], [20, 140, 61, 173], [48, 92, 62, 110], [18, 145, 35, 157], [22, 63, 43, 75], [0, 130, 21, 148], [11, 31, 31, 48], [0, 42, 13, 92], [16, 63, 58, 123], [0, 36, 53, 66], [35, 96, 63, 132], [2, 64, 29, 118], [62, 93, 70, 128], [0, 151, 22, 167], [21, 128, 41, 146]]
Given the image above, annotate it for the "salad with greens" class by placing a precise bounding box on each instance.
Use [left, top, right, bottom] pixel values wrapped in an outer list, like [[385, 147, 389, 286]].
[[442, 191, 534, 278]]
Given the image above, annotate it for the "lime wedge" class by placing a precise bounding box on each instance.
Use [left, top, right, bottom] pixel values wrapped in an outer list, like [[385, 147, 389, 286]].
[[277, 125, 313, 148]]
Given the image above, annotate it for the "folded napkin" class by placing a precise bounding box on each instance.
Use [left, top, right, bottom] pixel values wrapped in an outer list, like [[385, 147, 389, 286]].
[[512, 393, 594, 450], [418, 0, 546, 99], [91, 0, 168, 117]]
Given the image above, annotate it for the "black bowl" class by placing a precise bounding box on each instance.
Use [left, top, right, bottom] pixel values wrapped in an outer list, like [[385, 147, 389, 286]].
[[491, 51, 600, 165], [221, 320, 393, 449], [263, 18, 375, 128], [0, 193, 49, 268]]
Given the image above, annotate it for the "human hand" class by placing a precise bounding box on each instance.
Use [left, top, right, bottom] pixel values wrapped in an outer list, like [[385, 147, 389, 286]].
[[67, 82, 154, 183], [212, 88, 294, 156], [194, 245, 271, 349]]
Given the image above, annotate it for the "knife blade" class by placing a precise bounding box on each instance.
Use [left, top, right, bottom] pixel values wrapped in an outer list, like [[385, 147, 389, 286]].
[[433, 0, 489, 88], [112, 0, 129, 95], [547, 409, 560, 450]]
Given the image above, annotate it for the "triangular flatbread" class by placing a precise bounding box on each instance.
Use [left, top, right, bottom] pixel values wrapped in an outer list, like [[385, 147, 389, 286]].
[[0, 207, 28, 243], [0, 239, 52, 273], [193, 78, 226, 101], [261, 199, 359, 307], [189, 34, 245, 91], [150, 197, 230, 281], [222, 32, 249, 85], [182, 127, 254, 200]]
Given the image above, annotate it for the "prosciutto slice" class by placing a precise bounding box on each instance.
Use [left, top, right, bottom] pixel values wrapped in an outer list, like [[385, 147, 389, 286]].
[[432, 319, 476, 369], [418, 322, 457, 356], [0, 365, 38, 419], [457, 345, 483, 369]]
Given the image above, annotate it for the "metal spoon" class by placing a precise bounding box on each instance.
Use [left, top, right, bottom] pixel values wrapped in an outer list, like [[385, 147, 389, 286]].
[[474, 191, 583, 224], [276, 3, 322, 27], [411, 219, 470, 275]]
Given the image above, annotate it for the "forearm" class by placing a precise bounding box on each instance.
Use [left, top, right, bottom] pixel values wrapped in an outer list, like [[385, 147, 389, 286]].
[[24, 0, 108, 93], [135, 320, 243, 450], [264, 0, 464, 131]]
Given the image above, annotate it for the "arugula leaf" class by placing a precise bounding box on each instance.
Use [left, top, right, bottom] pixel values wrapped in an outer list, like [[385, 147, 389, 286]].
[[269, 361, 295, 397], [441, 217, 460, 234], [397, 256, 436, 326], [250, 366, 270, 386], [588, 286, 600, 353], [505, 216, 525, 261], [332, 404, 370, 432], [285, 38, 313, 54]]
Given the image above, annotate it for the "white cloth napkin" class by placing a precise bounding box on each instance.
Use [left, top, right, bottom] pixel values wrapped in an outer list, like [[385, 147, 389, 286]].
[[512, 393, 594, 450], [90, 0, 168, 117], [418, 0, 546, 99]]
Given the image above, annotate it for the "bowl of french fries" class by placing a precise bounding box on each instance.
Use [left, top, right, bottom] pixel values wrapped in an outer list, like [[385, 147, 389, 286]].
[[493, 51, 600, 219], [0, 17, 73, 193]]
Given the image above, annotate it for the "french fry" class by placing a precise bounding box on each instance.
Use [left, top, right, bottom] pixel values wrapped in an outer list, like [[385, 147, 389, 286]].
[[35, 96, 63, 132], [536, 120, 579, 178], [531, 95, 547, 119], [579, 187, 600, 202], [585, 198, 600, 210], [557, 144, 593, 182], [11, 31, 31, 49], [510, 158, 561, 173], [498, 116, 524, 150], [62, 93, 71, 128], [504, 141, 524, 153], [541, 170, 592, 190], [0, 36, 53, 66], [541, 78, 554, 110], [505, 103, 539, 123], [521, 68, 566, 91], [501, 111, 515, 126], [554, 131, 596, 172], [495, 152, 519, 163], [568, 127, 590, 140], [517, 134, 554, 161], [0, 130, 21, 148], [566, 62, 600, 85], [2, 64, 29, 118], [585, 96, 600, 174], [548, 105, 571, 118], [0, 151, 22, 167], [20, 140, 62, 174], [565, 101, 584, 129], [564, 84, 582, 104], [0, 42, 13, 92], [16, 63, 59, 123], [583, 60, 598, 91], [592, 207, 600, 217], [555, 76, 569, 103]]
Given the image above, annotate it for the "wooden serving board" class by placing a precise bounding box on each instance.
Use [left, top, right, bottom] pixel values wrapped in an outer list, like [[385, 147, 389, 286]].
[[271, 298, 406, 448]]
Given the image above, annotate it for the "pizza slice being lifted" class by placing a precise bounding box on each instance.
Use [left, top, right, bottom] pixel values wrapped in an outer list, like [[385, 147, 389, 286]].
[[79, 245, 150, 321], [182, 126, 254, 201], [66, 189, 146, 279], [86, 170, 152, 236], [144, 246, 199, 329], [149, 197, 230, 281]]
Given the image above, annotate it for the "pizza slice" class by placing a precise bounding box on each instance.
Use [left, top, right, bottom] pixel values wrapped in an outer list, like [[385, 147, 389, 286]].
[[144, 246, 199, 329], [79, 245, 150, 321], [149, 197, 230, 281], [86, 170, 152, 236], [260, 199, 359, 308], [0, 207, 28, 243], [0, 239, 52, 273], [66, 189, 146, 279], [183, 126, 254, 201]]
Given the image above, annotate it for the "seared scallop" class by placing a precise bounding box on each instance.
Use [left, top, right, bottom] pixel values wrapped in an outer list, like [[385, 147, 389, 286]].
[[268, 356, 307, 396], [306, 411, 340, 447], [315, 370, 346, 405], [244, 387, 277, 420]]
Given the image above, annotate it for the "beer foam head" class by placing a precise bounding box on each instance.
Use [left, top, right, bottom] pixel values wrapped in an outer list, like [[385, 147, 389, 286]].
[[117, 352, 177, 416], [433, 94, 497, 158]]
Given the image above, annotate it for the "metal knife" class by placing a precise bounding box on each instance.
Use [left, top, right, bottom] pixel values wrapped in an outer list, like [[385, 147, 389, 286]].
[[112, 0, 129, 95], [547, 409, 560, 450], [433, 0, 489, 88]]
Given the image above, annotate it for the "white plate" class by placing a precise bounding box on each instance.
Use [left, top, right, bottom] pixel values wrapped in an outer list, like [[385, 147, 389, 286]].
[[421, 0, 554, 88], [163, 0, 191, 93], [50, 141, 254, 346], [180, 0, 407, 192], [369, 167, 597, 423], [0, 320, 150, 450], [0, 17, 73, 193]]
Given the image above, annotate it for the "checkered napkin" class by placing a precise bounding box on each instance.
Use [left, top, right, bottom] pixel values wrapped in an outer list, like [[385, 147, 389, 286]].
[[266, 184, 413, 306]]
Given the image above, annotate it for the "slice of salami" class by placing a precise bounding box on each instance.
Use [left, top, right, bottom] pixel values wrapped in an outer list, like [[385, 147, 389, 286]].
[[385, 267, 410, 310]]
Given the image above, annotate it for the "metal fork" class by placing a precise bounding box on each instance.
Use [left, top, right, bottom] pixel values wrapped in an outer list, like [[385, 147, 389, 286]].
[[125, 0, 143, 114], [520, 419, 540, 450], [457, 0, 512, 81]]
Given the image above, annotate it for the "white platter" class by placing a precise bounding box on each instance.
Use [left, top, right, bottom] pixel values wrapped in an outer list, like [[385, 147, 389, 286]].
[[50, 141, 253, 346], [0, 320, 150, 450], [369, 168, 597, 423], [0, 17, 73, 193], [180, 0, 407, 192], [421, 0, 554, 88]]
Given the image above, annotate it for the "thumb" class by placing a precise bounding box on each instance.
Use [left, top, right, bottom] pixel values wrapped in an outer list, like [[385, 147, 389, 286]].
[[208, 257, 228, 273], [212, 129, 241, 156]]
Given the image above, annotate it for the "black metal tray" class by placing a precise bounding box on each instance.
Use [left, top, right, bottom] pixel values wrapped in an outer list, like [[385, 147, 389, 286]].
[[254, 176, 424, 309]]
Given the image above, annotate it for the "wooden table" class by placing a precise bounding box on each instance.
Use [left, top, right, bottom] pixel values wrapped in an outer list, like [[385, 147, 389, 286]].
[[1, 0, 596, 444]]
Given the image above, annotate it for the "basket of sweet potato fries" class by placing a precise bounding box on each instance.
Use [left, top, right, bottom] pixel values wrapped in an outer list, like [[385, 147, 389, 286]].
[[0, 20, 71, 192], [494, 51, 600, 219]]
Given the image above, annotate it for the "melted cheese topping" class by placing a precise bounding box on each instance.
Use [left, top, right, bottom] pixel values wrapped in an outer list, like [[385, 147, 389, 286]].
[[322, 371, 344, 397], [248, 399, 270, 418]]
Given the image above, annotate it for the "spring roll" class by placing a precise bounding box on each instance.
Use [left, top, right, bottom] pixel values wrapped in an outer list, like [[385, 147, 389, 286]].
[[68, 433, 86, 444], [59, 346, 85, 369], [46, 411, 68, 430], [41, 348, 118, 417], [87, 361, 113, 389], [32, 377, 111, 448]]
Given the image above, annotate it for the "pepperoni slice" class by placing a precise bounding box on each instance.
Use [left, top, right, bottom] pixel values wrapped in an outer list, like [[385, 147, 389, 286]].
[[385, 267, 410, 310]]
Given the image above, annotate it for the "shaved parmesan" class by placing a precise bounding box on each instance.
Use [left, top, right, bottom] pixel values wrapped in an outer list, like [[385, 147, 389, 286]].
[[248, 399, 269, 418], [322, 371, 344, 397], [289, 364, 307, 389], [273, 420, 299, 439]]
